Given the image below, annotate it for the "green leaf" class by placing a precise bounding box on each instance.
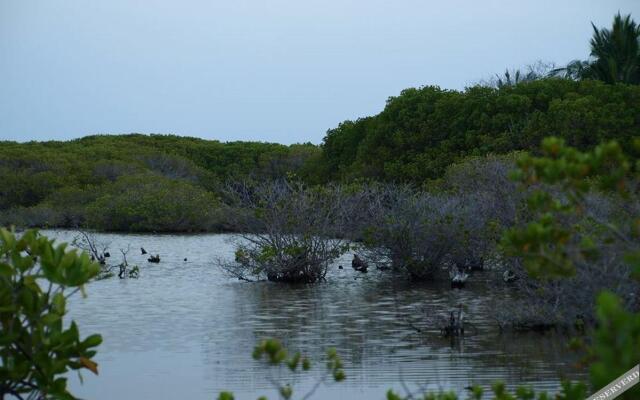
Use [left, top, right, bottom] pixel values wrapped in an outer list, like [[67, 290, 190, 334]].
[[82, 334, 103, 349]]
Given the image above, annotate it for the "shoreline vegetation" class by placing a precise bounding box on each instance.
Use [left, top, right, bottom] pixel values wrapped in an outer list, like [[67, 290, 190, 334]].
[[1, 78, 639, 233]]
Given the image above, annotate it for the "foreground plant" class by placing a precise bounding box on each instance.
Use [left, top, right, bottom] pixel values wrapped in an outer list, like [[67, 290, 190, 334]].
[[0, 228, 102, 399], [218, 338, 345, 400], [218, 338, 588, 400], [503, 137, 639, 398], [496, 137, 640, 329]]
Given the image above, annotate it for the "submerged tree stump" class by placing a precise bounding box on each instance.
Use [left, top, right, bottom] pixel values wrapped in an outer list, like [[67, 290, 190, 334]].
[[441, 306, 465, 337]]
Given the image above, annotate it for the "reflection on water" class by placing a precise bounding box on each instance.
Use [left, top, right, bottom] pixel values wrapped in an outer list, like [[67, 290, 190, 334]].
[[41, 230, 586, 400]]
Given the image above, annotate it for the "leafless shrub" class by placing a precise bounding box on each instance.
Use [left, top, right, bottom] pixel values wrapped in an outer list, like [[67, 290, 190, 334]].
[[355, 185, 462, 280], [117, 245, 139, 279], [218, 180, 355, 283], [345, 156, 531, 282], [441, 155, 525, 270], [71, 229, 111, 264], [71, 230, 142, 280]]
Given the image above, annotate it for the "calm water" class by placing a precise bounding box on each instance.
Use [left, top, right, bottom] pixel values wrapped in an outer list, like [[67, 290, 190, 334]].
[[41, 230, 586, 400]]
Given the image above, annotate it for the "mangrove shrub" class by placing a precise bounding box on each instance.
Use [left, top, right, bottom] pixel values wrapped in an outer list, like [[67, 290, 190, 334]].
[[0, 229, 102, 399]]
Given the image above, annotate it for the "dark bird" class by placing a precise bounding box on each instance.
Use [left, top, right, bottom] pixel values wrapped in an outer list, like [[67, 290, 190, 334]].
[[141, 247, 147, 255], [351, 255, 368, 273]]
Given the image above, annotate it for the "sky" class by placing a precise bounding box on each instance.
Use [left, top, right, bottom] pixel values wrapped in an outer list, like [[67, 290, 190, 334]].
[[1, 1, 639, 145]]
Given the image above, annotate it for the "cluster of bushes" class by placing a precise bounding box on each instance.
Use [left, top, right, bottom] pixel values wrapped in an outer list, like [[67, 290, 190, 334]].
[[2, 83, 640, 233], [319, 79, 640, 183], [0, 175, 224, 232], [221, 153, 521, 283], [2, 84, 639, 232], [0, 135, 319, 232], [222, 143, 639, 333]]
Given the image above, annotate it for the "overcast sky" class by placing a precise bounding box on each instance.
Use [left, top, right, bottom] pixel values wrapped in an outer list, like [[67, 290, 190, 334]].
[[1, 1, 638, 144]]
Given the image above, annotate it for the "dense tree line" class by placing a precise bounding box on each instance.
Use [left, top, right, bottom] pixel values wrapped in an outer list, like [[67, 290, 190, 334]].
[[3, 79, 639, 231], [0, 135, 319, 231], [319, 79, 640, 183]]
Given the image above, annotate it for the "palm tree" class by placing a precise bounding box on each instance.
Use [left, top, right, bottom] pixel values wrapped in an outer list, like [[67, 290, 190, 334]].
[[588, 13, 640, 84], [492, 61, 556, 88], [551, 13, 640, 84], [549, 59, 591, 80]]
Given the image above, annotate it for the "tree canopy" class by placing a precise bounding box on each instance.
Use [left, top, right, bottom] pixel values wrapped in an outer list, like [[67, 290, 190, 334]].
[[319, 79, 640, 183]]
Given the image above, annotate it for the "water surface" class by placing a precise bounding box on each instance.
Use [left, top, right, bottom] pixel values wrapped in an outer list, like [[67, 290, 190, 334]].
[[41, 230, 585, 400]]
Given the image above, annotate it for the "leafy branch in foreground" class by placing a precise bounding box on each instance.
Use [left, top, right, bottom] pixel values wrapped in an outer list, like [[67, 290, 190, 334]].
[[219, 338, 588, 400], [504, 137, 634, 279], [218, 338, 344, 400], [494, 137, 639, 329], [0, 228, 102, 400], [502, 137, 639, 398]]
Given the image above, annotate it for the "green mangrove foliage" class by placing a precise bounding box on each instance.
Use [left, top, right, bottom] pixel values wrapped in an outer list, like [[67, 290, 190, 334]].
[[0, 135, 319, 232], [86, 173, 222, 232], [320, 79, 640, 183], [0, 229, 102, 399]]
